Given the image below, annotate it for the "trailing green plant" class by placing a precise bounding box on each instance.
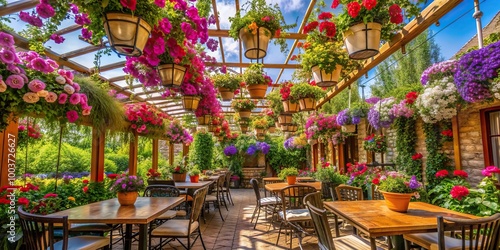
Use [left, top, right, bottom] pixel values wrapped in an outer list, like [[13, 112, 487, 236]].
[[211, 72, 242, 91], [394, 117, 422, 180], [289, 83, 326, 100], [228, 0, 296, 53], [266, 89, 284, 115], [266, 137, 307, 173], [189, 132, 214, 170], [231, 99, 256, 110], [278, 167, 299, 179], [423, 122, 452, 189], [242, 63, 273, 86]]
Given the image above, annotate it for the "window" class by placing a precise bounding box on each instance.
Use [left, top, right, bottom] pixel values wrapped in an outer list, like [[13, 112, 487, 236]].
[[481, 108, 500, 166]]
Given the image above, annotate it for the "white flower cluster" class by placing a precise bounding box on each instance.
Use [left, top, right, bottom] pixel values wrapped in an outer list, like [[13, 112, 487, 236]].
[[416, 77, 458, 123], [375, 97, 395, 123], [489, 79, 500, 100]]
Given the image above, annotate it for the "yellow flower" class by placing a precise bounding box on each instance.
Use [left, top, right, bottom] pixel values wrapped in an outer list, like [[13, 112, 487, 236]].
[[248, 22, 258, 35], [67, 196, 76, 202]]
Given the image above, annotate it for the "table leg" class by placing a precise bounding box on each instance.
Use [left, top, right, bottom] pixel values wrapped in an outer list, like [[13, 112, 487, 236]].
[[370, 237, 377, 250], [124, 224, 133, 250], [391, 235, 405, 250], [138, 224, 148, 250]]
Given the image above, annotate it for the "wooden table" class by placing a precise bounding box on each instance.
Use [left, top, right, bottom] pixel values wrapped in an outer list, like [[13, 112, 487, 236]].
[[263, 177, 314, 182], [175, 180, 213, 189], [51, 197, 184, 250], [265, 182, 322, 192], [324, 200, 478, 250]]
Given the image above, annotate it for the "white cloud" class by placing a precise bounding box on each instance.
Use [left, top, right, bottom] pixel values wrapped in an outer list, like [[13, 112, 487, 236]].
[[214, 1, 237, 29], [269, 0, 304, 12]]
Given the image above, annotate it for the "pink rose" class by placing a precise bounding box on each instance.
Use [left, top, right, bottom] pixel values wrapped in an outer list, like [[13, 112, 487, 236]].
[[69, 94, 80, 105], [66, 110, 79, 123], [58, 93, 68, 104], [64, 84, 75, 94], [45, 92, 57, 103], [28, 79, 46, 92]]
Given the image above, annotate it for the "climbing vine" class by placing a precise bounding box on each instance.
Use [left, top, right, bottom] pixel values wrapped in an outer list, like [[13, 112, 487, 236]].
[[423, 122, 451, 190], [394, 117, 422, 180]]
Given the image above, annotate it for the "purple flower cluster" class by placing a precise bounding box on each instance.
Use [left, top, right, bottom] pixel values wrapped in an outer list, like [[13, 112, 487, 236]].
[[284, 137, 294, 149], [455, 41, 500, 103], [367, 107, 393, 130], [336, 109, 351, 126], [408, 175, 422, 189], [224, 145, 238, 156], [246, 142, 270, 155], [420, 60, 457, 85]]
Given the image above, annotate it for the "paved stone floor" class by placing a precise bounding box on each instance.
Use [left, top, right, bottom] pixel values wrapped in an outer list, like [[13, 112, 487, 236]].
[[115, 188, 388, 250]]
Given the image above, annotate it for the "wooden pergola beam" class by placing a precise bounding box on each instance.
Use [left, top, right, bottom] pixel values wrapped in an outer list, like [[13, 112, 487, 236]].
[[205, 62, 301, 69], [208, 29, 307, 40], [316, 0, 464, 107], [0, 0, 37, 16]]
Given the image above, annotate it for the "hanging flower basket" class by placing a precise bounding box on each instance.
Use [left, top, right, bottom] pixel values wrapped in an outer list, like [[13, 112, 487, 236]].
[[158, 64, 187, 88], [197, 116, 206, 125], [380, 191, 414, 212], [281, 125, 289, 132], [247, 84, 268, 99], [268, 126, 276, 133], [237, 109, 252, 119], [117, 191, 138, 206], [282, 100, 299, 114], [342, 124, 356, 133], [312, 65, 343, 87], [239, 27, 272, 60], [218, 87, 235, 101], [256, 134, 265, 140], [298, 98, 316, 111], [182, 96, 201, 112], [287, 125, 298, 133], [278, 114, 293, 125], [240, 124, 249, 133], [255, 128, 265, 135], [343, 22, 382, 60], [103, 13, 152, 57]]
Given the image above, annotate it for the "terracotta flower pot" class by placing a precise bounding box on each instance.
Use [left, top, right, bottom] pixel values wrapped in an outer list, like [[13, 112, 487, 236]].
[[342, 124, 356, 133], [240, 125, 249, 133], [103, 13, 152, 57], [117, 192, 138, 206], [278, 114, 293, 125], [287, 176, 297, 185], [218, 87, 235, 101], [282, 100, 299, 114], [172, 173, 187, 182], [281, 125, 289, 132], [343, 22, 382, 60], [380, 191, 414, 212], [237, 109, 252, 119], [287, 125, 298, 132], [247, 84, 268, 99], [299, 98, 316, 111], [182, 96, 201, 112], [269, 126, 276, 133], [311, 65, 342, 87], [239, 27, 271, 60], [255, 128, 265, 134], [158, 63, 187, 87], [190, 175, 199, 183]]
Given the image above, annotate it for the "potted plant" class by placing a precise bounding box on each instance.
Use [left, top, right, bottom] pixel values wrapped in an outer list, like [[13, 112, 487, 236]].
[[231, 99, 256, 119], [171, 156, 188, 182], [278, 167, 299, 185], [72, 0, 165, 56], [165, 119, 194, 145], [228, 0, 296, 59], [279, 81, 299, 113], [363, 134, 387, 153], [332, 0, 423, 59], [242, 64, 272, 99], [109, 175, 146, 205], [212, 72, 242, 101], [373, 172, 422, 212], [315, 163, 348, 200], [189, 166, 201, 183], [299, 12, 359, 87], [289, 83, 326, 111], [266, 115, 276, 133], [124, 103, 169, 138], [251, 117, 269, 135], [335, 104, 366, 133], [180, 82, 202, 112]]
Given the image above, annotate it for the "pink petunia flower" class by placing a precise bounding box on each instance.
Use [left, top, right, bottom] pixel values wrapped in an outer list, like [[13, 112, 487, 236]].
[[28, 79, 46, 92], [0, 49, 16, 64], [69, 94, 81, 105], [58, 93, 68, 104], [64, 84, 75, 94], [45, 92, 57, 103], [6, 74, 24, 89], [36, 3, 55, 18], [82, 106, 92, 116], [0, 32, 15, 47], [66, 110, 79, 123]]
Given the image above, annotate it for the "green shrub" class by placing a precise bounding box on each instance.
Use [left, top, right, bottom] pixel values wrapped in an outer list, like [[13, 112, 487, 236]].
[[106, 153, 129, 172]]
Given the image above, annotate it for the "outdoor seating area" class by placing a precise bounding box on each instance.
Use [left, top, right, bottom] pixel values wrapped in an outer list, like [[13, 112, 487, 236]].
[[1, 0, 500, 250]]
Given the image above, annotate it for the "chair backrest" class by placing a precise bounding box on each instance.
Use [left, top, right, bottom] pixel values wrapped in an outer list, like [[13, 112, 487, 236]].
[[304, 191, 323, 209], [371, 184, 384, 200], [263, 178, 284, 197], [335, 184, 363, 201], [18, 206, 70, 250], [250, 178, 262, 202], [322, 182, 340, 200], [306, 201, 336, 250], [190, 186, 209, 224], [224, 171, 232, 188], [279, 185, 317, 220], [437, 213, 500, 250], [143, 185, 180, 197]]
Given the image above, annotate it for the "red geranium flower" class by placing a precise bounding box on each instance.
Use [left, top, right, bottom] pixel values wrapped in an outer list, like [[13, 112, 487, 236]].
[[405, 91, 418, 104], [319, 21, 336, 38], [18, 197, 29, 206], [389, 4, 403, 24], [453, 170, 468, 178], [107, 173, 119, 179], [435, 169, 449, 178], [303, 21, 319, 34], [411, 153, 423, 160], [347, 2, 361, 18], [120, 0, 136, 11], [82, 179, 89, 184], [372, 178, 380, 185], [43, 193, 58, 198], [82, 186, 89, 193], [363, 0, 377, 10], [331, 0, 340, 8], [275, 28, 281, 37], [318, 12, 333, 20], [0, 198, 10, 204], [441, 129, 453, 137], [450, 186, 469, 200]]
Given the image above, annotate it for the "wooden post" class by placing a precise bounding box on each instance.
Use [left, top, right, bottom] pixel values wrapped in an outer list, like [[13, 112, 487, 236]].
[[152, 139, 159, 170], [338, 144, 346, 174], [169, 143, 174, 166], [183, 143, 189, 157], [452, 116, 462, 170], [312, 143, 318, 170], [128, 133, 138, 175], [90, 128, 105, 182], [0, 117, 18, 187]]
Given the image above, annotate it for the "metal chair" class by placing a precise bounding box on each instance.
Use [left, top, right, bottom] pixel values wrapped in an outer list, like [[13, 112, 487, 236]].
[[306, 201, 381, 250], [220, 171, 234, 205], [276, 184, 317, 249], [143, 185, 186, 225], [335, 184, 364, 201], [18, 206, 110, 250], [404, 213, 500, 250], [203, 175, 226, 222], [149, 186, 209, 250], [250, 178, 281, 229]]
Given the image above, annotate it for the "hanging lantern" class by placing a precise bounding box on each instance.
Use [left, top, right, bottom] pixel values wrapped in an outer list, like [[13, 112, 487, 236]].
[[103, 13, 152, 57], [158, 64, 187, 88]]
